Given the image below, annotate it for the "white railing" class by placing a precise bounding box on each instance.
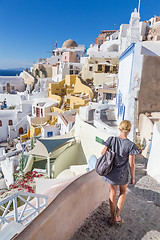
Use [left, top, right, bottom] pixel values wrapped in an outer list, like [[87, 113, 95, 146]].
[[0, 191, 48, 228]]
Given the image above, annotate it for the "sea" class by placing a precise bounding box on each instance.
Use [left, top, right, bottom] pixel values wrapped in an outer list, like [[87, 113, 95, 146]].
[[0, 69, 24, 76]]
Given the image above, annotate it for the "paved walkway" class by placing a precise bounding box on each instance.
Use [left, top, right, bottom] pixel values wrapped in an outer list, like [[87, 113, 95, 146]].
[[70, 156, 160, 240]]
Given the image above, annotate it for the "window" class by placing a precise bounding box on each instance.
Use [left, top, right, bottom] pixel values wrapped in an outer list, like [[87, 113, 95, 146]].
[[11, 86, 15, 90], [35, 69, 39, 76], [19, 127, 23, 134], [106, 93, 112, 99], [42, 70, 47, 77], [89, 66, 93, 71], [70, 65, 73, 69], [105, 66, 110, 73], [98, 65, 102, 72], [47, 131, 53, 138], [75, 70, 79, 74], [70, 70, 73, 75], [0, 120, 2, 127], [36, 108, 40, 117], [33, 107, 35, 114], [41, 108, 43, 116], [113, 66, 117, 72], [3, 87, 5, 91], [8, 120, 13, 126]]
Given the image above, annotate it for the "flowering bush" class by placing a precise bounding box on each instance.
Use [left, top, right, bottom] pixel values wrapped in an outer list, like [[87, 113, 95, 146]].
[[9, 171, 43, 193], [135, 139, 145, 153]]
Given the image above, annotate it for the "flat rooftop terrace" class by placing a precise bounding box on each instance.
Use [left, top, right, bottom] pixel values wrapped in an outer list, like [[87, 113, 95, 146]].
[[101, 108, 118, 128]]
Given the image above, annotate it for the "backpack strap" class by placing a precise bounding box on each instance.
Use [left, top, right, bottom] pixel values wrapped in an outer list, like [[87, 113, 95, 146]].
[[108, 136, 116, 149]]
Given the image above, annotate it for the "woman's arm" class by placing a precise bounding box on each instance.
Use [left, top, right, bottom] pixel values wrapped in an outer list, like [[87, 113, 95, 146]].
[[101, 146, 107, 155], [129, 154, 135, 185]]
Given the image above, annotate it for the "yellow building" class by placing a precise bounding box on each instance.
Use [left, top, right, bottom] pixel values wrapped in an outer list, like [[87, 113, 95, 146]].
[[48, 75, 94, 111]]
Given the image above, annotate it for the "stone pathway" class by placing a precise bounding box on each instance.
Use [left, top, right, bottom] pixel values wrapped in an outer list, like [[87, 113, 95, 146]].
[[70, 156, 160, 240]]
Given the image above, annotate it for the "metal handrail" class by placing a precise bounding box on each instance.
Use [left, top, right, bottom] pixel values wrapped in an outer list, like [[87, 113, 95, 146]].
[[0, 191, 48, 228]]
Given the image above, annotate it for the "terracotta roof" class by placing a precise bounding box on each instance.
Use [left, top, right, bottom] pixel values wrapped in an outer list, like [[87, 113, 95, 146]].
[[98, 30, 116, 38]]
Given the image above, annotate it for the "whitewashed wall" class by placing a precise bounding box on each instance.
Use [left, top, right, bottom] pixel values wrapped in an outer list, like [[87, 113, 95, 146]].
[[74, 115, 114, 161], [79, 105, 91, 121], [42, 125, 60, 138], [1, 158, 14, 188], [116, 43, 144, 140], [0, 76, 25, 93], [93, 119, 118, 137], [147, 122, 160, 183], [139, 114, 153, 159], [0, 110, 18, 142]]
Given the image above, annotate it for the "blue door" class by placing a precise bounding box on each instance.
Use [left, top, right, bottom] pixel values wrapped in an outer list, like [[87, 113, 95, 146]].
[[47, 131, 53, 138]]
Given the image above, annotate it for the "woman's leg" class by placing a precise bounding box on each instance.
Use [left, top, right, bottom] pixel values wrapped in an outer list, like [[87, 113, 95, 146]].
[[115, 184, 127, 222], [109, 184, 117, 222]]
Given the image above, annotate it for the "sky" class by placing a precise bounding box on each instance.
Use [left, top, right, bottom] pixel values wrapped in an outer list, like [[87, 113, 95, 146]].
[[0, 0, 160, 69]]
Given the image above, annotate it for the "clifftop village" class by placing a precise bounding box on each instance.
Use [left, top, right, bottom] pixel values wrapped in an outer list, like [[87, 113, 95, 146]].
[[0, 9, 160, 240]]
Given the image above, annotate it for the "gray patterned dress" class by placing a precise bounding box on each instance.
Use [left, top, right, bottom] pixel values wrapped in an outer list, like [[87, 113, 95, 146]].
[[103, 136, 140, 185]]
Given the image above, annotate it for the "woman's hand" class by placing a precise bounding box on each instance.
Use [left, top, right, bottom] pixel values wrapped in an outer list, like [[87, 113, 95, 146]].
[[130, 177, 135, 185], [101, 146, 107, 155]]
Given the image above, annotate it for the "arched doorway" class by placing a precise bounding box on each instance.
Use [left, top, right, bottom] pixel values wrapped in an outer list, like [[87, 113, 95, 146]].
[[19, 127, 24, 135]]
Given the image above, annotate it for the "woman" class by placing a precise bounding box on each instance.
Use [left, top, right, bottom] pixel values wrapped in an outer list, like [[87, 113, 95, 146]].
[[101, 120, 140, 225]]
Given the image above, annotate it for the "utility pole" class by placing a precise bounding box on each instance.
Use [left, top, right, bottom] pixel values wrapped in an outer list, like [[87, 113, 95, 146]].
[[138, 0, 141, 13]]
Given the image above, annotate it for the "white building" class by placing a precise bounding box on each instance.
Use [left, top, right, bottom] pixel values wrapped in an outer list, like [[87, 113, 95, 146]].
[[33, 39, 86, 83], [79, 101, 118, 136], [52, 62, 83, 83], [28, 98, 58, 126], [57, 112, 76, 135], [41, 124, 60, 138], [20, 70, 35, 94], [87, 9, 148, 58], [116, 41, 160, 140], [0, 94, 32, 142], [0, 76, 26, 93]]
